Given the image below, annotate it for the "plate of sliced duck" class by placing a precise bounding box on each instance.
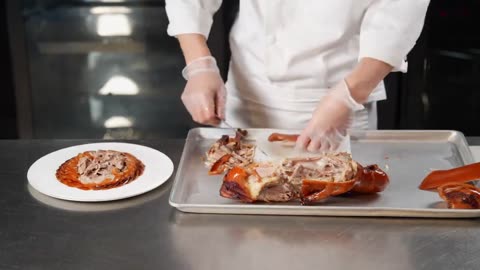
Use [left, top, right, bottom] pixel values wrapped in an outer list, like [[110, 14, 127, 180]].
[[28, 142, 174, 202]]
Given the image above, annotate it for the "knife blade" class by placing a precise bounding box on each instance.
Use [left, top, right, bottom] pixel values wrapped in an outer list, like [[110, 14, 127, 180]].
[[220, 120, 270, 158]]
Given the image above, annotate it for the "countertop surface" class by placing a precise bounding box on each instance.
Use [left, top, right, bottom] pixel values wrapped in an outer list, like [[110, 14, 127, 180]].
[[2, 138, 480, 270]]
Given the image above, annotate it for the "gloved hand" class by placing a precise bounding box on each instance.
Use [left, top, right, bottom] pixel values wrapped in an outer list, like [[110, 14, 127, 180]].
[[296, 79, 365, 152], [181, 56, 226, 126]]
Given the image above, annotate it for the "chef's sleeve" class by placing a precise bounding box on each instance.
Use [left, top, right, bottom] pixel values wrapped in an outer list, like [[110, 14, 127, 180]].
[[359, 0, 430, 72], [165, 0, 223, 39]]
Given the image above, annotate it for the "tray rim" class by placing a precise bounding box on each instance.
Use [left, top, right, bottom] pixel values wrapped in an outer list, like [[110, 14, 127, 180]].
[[169, 129, 478, 218]]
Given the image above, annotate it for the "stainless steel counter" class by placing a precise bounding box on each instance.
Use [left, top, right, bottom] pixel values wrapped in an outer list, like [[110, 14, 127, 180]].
[[2, 139, 480, 270]]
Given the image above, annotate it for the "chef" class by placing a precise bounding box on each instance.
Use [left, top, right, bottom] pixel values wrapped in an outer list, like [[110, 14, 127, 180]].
[[165, 1, 430, 152]]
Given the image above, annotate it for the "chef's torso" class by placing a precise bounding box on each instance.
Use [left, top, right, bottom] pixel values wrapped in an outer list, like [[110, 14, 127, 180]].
[[225, 0, 390, 110], [166, 0, 431, 129]]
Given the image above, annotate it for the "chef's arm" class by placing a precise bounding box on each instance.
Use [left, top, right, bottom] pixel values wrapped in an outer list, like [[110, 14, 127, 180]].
[[345, 58, 392, 104], [176, 34, 212, 64], [350, 0, 430, 103], [164, 0, 223, 63]]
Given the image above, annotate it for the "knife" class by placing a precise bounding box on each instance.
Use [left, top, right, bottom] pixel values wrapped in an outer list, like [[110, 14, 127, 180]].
[[220, 120, 270, 158]]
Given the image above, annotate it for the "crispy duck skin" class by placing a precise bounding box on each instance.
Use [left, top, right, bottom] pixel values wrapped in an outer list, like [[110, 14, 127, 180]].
[[437, 183, 480, 209], [419, 162, 480, 190], [209, 154, 233, 175], [352, 164, 389, 194], [301, 179, 357, 205], [220, 166, 255, 203], [417, 162, 480, 209], [268, 133, 299, 143]]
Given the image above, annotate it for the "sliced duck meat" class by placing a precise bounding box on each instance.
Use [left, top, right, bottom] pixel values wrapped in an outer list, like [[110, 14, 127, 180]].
[[76, 150, 127, 184], [56, 150, 144, 190], [205, 129, 256, 175], [257, 182, 297, 202]]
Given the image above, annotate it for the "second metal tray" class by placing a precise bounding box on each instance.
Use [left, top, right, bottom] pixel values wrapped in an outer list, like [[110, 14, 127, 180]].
[[169, 128, 480, 218]]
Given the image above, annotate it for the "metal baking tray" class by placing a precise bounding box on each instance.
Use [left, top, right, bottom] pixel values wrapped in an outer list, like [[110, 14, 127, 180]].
[[169, 128, 480, 218]]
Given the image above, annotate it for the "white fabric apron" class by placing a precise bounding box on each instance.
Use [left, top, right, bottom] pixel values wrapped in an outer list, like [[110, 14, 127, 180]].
[[221, 45, 381, 131], [224, 93, 377, 131], [224, 78, 378, 131]]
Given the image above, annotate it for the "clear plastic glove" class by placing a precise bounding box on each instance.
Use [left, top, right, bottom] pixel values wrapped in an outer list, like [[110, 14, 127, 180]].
[[296, 80, 365, 153], [181, 56, 226, 126]]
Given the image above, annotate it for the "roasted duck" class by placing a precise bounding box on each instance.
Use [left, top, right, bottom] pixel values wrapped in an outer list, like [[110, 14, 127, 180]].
[[204, 129, 256, 175], [56, 150, 145, 190], [419, 162, 480, 209], [220, 152, 389, 205]]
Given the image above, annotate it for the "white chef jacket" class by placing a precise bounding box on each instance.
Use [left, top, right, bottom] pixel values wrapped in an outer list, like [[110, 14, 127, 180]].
[[165, 0, 430, 129]]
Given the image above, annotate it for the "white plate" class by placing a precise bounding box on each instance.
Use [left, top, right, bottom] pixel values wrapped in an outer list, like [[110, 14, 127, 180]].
[[27, 142, 174, 202]]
